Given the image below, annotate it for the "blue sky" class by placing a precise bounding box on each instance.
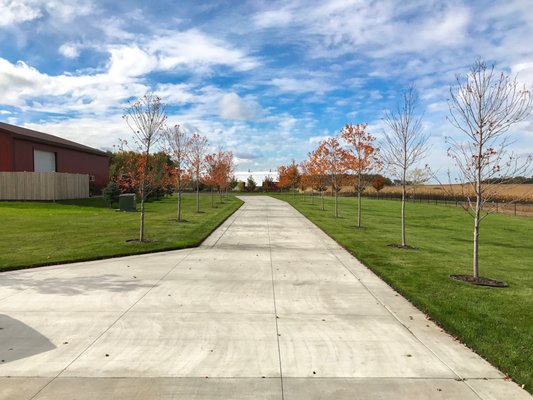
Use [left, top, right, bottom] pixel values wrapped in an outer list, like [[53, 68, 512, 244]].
[[1, 0, 532, 177]]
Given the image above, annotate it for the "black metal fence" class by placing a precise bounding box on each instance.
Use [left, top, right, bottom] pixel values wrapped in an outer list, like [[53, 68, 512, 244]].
[[363, 193, 533, 217]]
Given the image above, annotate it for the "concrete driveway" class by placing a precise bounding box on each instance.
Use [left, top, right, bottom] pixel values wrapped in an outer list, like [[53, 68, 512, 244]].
[[0, 196, 529, 399]]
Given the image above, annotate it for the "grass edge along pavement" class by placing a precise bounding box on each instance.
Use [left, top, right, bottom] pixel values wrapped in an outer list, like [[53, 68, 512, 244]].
[[270, 193, 533, 394], [0, 194, 243, 272]]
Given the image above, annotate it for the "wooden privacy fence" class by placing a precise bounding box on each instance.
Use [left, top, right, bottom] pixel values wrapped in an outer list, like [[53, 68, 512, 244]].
[[0, 172, 89, 200]]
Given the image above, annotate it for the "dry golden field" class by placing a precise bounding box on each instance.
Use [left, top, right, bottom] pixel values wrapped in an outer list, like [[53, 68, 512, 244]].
[[302, 183, 533, 216], [367, 183, 533, 202], [307, 183, 533, 201]]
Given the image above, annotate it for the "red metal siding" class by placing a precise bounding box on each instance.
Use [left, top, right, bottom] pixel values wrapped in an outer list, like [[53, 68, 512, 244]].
[[0, 131, 13, 171], [12, 138, 109, 190]]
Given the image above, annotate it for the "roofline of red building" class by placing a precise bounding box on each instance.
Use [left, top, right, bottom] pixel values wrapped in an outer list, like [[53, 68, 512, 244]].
[[0, 122, 108, 157]]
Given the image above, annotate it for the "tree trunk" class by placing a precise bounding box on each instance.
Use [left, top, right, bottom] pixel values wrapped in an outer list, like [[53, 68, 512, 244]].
[[321, 190, 325, 210], [196, 182, 200, 213], [401, 177, 407, 247], [473, 151, 483, 278], [473, 202, 481, 278], [357, 190, 362, 228], [139, 146, 150, 242], [177, 190, 182, 222], [335, 189, 339, 218], [211, 187, 214, 208], [139, 196, 145, 242]]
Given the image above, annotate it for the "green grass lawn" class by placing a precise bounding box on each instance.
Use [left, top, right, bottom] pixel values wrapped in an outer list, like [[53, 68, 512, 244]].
[[272, 193, 533, 392], [0, 194, 242, 271]]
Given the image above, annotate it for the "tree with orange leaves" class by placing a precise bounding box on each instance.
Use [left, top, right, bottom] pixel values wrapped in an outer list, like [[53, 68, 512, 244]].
[[203, 149, 235, 207], [112, 151, 175, 199], [123, 93, 167, 242], [299, 159, 310, 200], [314, 137, 348, 217], [341, 123, 381, 228], [307, 149, 328, 210], [217, 150, 235, 199], [203, 152, 219, 208], [278, 160, 300, 197]]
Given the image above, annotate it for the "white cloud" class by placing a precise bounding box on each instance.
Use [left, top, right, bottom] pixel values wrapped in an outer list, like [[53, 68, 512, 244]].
[[22, 115, 128, 151], [107, 46, 157, 79], [308, 134, 331, 144], [41, 0, 93, 20], [253, 1, 471, 59], [512, 61, 533, 89], [154, 83, 196, 105], [253, 9, 293, 28], [219, 93, 260, 120], [0, 0, 42, 26], [0, 0, 94, 28], [0, 57, 148, 113], [59, 43, 80, 59], [148, 29, 258, 72], [0, 26, 259, 116], [271, 77, 330, 94]]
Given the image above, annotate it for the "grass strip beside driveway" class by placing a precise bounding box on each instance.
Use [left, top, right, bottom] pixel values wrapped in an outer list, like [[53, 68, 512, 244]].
[[0, 194, 242, 271]]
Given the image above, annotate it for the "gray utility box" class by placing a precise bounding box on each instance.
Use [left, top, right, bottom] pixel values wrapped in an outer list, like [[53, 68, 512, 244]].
[[119, 193, 137, 211]]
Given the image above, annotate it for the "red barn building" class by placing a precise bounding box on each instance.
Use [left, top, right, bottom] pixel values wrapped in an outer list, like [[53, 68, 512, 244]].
[[0, 122, 109, 194]]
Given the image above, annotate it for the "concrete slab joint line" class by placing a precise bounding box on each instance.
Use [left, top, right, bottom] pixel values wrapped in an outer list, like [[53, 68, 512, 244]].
[[0, 196, 529, 400]]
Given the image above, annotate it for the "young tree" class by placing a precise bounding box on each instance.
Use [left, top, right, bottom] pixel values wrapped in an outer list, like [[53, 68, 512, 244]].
[[382, 86, 429, 247], [123, 93, 167, 242], [308, 149, 328, 210], [247, 175, 257, 192], [112, 151, 175, 198], [203, 152, 219, 208], [278, 160, 300, 197], [341, 123, 381, 228], [315, 137, 348, 217], [262, 175, 275, 192], [299, 159, 311, 201], [103, 181, 121, 207], [447, 60, 532, 279], [163, 124, 190, 222], [408, 167, 429, 199], [229, 176, 239, 191], [372, 175, 387, 192], [187, 133, 209, 213], [218, 150, 234, 199], [277, 165, 289, 190]]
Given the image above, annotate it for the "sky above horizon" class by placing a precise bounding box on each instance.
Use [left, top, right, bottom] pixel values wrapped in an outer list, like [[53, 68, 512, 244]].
[[1, 0, 532, 178]]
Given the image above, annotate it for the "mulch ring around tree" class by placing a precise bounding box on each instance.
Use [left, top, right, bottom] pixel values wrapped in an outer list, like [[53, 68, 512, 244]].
[[387, 244, 417, 250], [449, 274, 508, 288], [126, 239, 156, 244]]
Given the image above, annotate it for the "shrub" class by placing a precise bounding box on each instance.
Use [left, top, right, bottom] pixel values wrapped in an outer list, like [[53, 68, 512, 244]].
[[103, 182, 121, 207]]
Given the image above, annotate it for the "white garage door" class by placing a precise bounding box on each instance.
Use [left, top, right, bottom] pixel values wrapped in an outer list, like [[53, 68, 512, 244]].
[[34, 149, 56, 172]]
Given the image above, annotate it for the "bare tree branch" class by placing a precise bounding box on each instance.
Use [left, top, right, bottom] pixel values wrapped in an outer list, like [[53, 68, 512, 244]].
[[381, 85, 430, 247], [447, 59, 533, 278]]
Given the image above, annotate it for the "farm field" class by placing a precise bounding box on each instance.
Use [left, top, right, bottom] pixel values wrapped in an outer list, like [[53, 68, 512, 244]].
[[307, 183, 533, 202], [370, 183, 533, 202], [0, 194, 242, 271], [272, 193, 533, 393]]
